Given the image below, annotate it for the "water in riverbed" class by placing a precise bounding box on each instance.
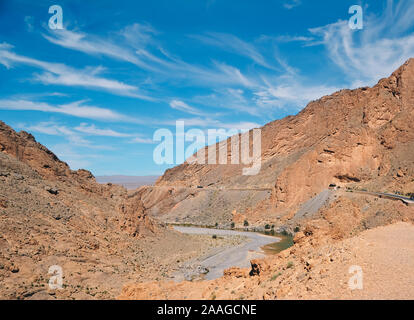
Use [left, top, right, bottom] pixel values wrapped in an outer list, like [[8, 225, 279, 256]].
[[173, 226, 292, 280]]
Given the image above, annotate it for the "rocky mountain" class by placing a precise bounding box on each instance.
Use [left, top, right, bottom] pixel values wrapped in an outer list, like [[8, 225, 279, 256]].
[[137, 59, 414, 228], [120, 61, 414, 300], [0, 121, 232, 299], [2, 59, 413, 300]]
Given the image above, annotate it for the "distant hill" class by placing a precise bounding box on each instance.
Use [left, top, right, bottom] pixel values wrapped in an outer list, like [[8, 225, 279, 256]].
[[96, 175, 159, 189]]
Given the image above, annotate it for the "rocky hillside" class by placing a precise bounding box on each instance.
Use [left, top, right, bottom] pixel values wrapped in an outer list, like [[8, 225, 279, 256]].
[[0, 121, 233, 299], [119, 60, 414, 300], [138, 59, 414, 227]]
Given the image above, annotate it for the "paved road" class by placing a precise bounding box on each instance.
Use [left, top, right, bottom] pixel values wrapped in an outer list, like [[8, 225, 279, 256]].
[[147, 185, 273, 192], [357, 191, 414, 205], [173, 226, 280, 280]]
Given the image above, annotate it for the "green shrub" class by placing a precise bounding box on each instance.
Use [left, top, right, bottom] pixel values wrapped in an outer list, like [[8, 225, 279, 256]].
[[270, 272, 282, 281]]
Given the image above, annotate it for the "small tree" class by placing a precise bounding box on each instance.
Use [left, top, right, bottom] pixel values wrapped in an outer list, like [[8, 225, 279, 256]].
[[243, 220, 249, 227], [230, 222, 235, 229]]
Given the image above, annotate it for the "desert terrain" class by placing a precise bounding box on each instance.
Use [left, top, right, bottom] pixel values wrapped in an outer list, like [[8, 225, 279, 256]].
[[120, 59, 414, 299], [1, 59, 414, 300]]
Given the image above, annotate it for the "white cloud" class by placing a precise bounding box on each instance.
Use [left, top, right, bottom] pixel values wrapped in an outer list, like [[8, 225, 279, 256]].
[[130, 136, 154, 144], [163, 117, 261, 131], [43, 29, 153, 71], [254, 78, 339, 110], [309, 0, 414, 87], [190, 32, 275, 70], [283, 0, 301, 10], [191, 88, 260, 116], [0, 43, 150, 99], [0, 98, 133, 122], [24, 16, 34, 32], [20, 121, 92, 147], [169, 99, 209, 116], [120, 23, 158, 48], [23, 122, 75, 136], [273, 35, 315, 43], [74, 123, 132, 137], [43, 27, 258, 88]]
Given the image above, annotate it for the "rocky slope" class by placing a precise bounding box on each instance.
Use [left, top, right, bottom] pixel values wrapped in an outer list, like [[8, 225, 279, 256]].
[[136, 59, 414, 228], [120, 60, 414, 300], [0, 121, 238, 299], [120, 193, 414, 300]]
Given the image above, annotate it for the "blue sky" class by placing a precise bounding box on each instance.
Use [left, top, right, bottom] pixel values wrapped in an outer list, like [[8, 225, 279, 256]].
[[1, 0, 414, 175]]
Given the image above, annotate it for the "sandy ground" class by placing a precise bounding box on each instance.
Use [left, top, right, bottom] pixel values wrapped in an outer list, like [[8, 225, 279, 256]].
[[173, 226, 280, 280], [120, 222, 414, 300], [297, 221, 414, 299]]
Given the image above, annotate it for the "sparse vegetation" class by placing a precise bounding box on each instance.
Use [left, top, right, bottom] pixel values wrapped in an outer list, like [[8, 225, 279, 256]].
[[270, 272, 282, 281], [287, 261, 294, 269]]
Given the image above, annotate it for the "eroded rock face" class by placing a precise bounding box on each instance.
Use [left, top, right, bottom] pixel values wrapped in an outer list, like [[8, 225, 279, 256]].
[[143, 59, 414, 226], [0, 122, 71, 180], [0, 122, 162, 299], [0, 120, 156, 237], [118, 188, 158, 237]]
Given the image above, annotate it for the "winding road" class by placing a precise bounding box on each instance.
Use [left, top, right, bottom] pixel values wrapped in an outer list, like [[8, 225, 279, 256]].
[[173, 226, 280, 280], [356, 191, 414, 205]]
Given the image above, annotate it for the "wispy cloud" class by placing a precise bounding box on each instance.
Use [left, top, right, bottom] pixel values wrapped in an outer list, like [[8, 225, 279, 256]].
[[190, 32, 276, 70], [20, 120, 154, 147], [283, 0, 301, 10], [43, 28, 153, 70], [24, 16, 34, 32], [74, 123, 132, 137], [19, 121, 97, 148], [0, 98, 133, 122], [0, 43, 150, 99], [120, 23, 159, 49], [164, 117, 261, 131], [309, 0, 414, 87], [254, 76, 339, 111], [271, 35, 315, 43], [43, 27, 257, 88], [169, 100, 206, 116], [130, 136, 155, 144], [74, 123, 154, 143]]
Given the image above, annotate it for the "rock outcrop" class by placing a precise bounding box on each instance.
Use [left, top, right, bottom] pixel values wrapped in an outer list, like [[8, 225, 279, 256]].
[[140, 59, 414, 226], [119, 60, 414, 300], [0, 121, 160, 299]]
